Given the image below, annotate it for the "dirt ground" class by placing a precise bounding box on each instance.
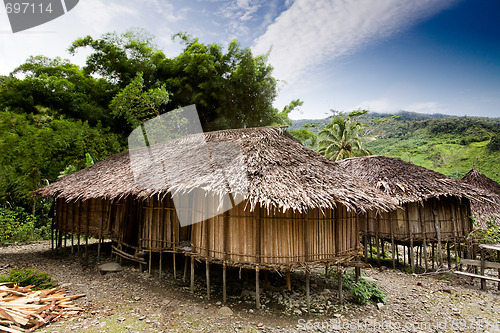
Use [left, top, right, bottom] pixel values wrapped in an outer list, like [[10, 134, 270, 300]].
[[1, 241, 500, 333]]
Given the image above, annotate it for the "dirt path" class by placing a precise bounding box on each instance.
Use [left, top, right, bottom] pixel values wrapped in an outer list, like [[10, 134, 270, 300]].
[[1, 241, 499, 332]]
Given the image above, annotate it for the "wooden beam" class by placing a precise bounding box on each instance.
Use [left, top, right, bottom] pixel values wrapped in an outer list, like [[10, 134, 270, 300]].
[[255, 266, 261, 309], [223, 262, 227, 304], [305, 268, 310, 311], [190, 256, 195, 294], [337, 265, 343, 305], [431, 201, 444, 268]]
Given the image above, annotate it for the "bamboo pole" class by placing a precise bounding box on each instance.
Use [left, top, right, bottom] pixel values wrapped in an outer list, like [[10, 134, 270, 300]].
[[407, 206, 415, 273], [418, 206, 428, 271], [286, 269, 291, 291], [85, 200, 90, 258], [183, 257, 188, 283], [255, 207, 261, 309], [390, 214, 396, 269], [256, 266, 261, 309], [337, 264, 343, 305], [77, 202, 82, 256], [205, 217, 210, 300], [98, 200, 104, 262], [431, 201, 444, 268], [190, 256, 195, 294], [305, 268, 310, 311], [159, 250, 162, 280], [223, 262, 227, 304]]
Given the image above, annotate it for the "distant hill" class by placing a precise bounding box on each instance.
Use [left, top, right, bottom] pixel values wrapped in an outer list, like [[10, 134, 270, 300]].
[[290, 111, 500, 183]]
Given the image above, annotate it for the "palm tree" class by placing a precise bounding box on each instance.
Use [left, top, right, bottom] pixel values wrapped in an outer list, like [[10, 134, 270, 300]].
[[317, 111, 371, 161]]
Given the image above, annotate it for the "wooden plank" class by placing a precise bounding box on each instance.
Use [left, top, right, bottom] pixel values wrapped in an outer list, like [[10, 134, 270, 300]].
[[460, 259, 500, 270], [479, 244, 500, 251], [454, 271, 500, 283]]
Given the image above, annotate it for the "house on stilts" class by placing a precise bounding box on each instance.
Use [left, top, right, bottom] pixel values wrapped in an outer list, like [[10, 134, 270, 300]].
[[35, 127, 398, 307], [335, 155, 487, 272], [461, 168, 500, 228]]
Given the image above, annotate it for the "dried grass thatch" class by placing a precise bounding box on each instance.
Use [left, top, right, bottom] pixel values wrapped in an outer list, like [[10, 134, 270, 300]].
[[461, 168, 500, 224], [35, 127, 398, 213], [335, 155, 486, 204]]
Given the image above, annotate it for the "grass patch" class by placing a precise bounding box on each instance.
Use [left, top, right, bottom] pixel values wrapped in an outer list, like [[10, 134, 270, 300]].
[[0, 267, 57, 290]]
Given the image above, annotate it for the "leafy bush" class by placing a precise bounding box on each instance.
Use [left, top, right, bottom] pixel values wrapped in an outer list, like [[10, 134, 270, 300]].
[[471, 215, 500, 245], [0, 267, 57, 290], [0, 207, 50, 243], [342, 271, 386, 305]]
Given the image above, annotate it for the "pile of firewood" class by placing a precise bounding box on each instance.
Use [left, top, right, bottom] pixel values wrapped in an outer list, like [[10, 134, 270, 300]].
[[0, 282, 85, 332]]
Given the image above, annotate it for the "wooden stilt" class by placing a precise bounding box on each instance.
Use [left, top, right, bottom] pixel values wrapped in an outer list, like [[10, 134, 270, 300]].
[[255, 266, 261, 309], [369, 237, 373, 259], [355, 267, 360, 284], [305, 268, 310, 311], [417, 206, 428, 271], [325, 264, 329, 277], [286, 269, 291, 291], [380, 239, 385, 261], [403, 245, 406, 265], [376, 228, 380, 265], [71, 203, 74, 255], [173, 253, 177, 279], [432, 204, 443, 268], [159, 251, 162, 280], [85, 201, 90, 258], [223, 263, 227, 304], [337, 265, 343, 305], [432, 243, 435, 270], [390, 219, 396, 269], [98, 200, 104, 262], [480, 248, 486, 290], [396, 244, 399, 267], [183, 257, 188, 283], [206, 260, 210, 300], [190, 256, 195, 294], [447, 243, 451, 269], [497, 250, 500, 291], [364, 235, 368, 262]]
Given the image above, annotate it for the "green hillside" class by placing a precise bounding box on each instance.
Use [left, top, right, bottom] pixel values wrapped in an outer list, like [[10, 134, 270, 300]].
[[291, 112, 500, 183]]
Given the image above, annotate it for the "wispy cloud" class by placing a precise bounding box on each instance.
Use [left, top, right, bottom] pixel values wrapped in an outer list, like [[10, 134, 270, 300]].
[[405, 102, 446, 114], [355, 98, 394, 113], [253, 0, 458, 83]]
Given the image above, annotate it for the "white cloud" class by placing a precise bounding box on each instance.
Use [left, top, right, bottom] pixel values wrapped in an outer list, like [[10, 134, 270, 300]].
[[252, 0, 458, 83], [405, 102, 446, 114], [355, 98, 394, 113]]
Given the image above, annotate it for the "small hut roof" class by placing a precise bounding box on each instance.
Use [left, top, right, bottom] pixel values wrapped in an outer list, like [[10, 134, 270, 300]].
[[461, 169, 500, 222], [34, 127, 398, 213], [335, 155, 486, 204]]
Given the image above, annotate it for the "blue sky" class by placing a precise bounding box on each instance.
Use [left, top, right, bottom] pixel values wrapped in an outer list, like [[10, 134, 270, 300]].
[[1, 0, 499, 119]]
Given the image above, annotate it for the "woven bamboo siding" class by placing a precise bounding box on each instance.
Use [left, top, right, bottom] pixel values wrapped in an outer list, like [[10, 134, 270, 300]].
[[55, 198, 115, 238], [54, 198, 142, 246], [360, 197, 472, 242], [191, 201, 361, 268], [138, 196, 189, 251]]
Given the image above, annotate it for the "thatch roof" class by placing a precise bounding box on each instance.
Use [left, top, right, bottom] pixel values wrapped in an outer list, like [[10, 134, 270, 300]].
[[461, 169, 500, 223], [35, 127, 398, 213], [335, 155, 486, 205]]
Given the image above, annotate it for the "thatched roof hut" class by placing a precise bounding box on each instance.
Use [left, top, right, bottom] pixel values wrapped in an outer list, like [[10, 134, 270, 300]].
[[461, 168, 500, 226], [335, 155, 486, 270], [36, 126, 400, 306]]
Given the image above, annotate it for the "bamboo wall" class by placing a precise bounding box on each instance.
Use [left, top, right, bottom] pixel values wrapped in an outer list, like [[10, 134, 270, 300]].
[[138, 196, 189, 251], [54, 194, 362, 267], [359, 196, 472, 243], [191, 200, 361, 268]]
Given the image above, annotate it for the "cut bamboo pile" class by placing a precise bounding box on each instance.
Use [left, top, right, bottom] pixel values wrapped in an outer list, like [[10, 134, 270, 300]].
[[0, 282, 85, 333]]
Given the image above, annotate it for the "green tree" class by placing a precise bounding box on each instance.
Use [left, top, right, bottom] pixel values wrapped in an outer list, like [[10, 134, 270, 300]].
[[317, 110, 371, 161], [0, 56, 116, 128]]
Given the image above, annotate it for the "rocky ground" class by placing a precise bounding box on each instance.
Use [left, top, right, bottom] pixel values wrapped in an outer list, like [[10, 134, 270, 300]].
[[1, 241, 499, 332]]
